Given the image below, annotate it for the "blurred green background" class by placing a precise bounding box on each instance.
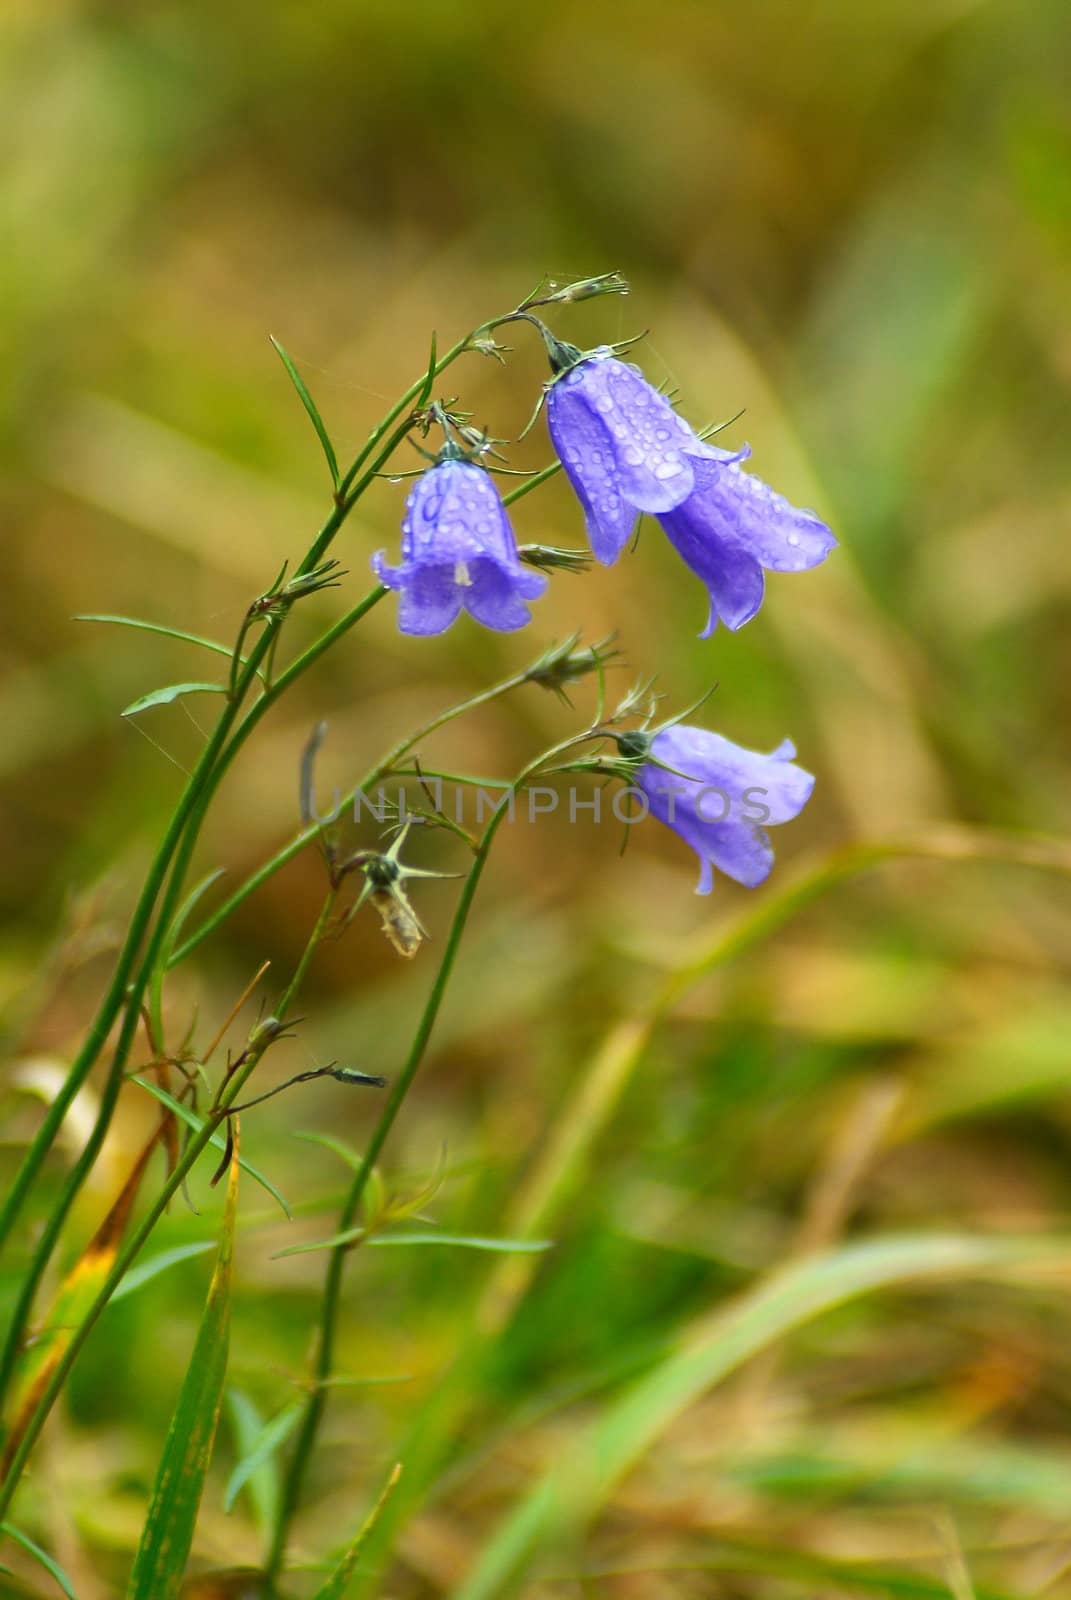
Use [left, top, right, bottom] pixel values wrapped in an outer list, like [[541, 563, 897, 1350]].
[[3, 0, 1071, 1595]]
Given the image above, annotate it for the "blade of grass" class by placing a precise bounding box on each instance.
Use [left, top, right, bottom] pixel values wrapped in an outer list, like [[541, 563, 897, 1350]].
[[454, 1231, 1071, 1600], [0, 1521, 78, 1599], [125, 1129, 240, 1600], [309, 1464, 402, 1600], [223, 1401, 303, 1515], [110, 1242, 216, 1304], [290, 1130, 364, 1171], [226, 1390, 276, 1545], [272, 1229, 552, 1260]]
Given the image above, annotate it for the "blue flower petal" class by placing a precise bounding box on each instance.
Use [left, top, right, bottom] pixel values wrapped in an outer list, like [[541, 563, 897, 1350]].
[[464, 557, 547, 631], [546, 352, 724, 562], [545, 379, 636, 564], [375, 459, 546, 636], [392, 562, 465, 636], [707, 458, 836, 573], [636, 724, 814, 893], [655, 454, 835, 631]]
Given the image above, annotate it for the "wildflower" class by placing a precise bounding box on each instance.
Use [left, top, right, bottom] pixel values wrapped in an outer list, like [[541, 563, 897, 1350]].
[[544, 346, 836, 626], [545, 347, 722, 564], [373, 451, 547, 635], [622, 724, 814, 893], [656, 449, 836, 635]]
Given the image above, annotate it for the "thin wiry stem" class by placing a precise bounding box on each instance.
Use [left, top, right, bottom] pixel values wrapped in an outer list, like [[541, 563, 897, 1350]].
[[264, 727, 587, 1581]]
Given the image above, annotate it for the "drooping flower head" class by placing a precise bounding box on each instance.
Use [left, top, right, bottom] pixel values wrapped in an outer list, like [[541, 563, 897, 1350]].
[[545, 345, 722, 565], [656, 451, 837, 636], [543, 339, 836, 631], [373, 446, 547, 636], [618, 723, 814, 894]]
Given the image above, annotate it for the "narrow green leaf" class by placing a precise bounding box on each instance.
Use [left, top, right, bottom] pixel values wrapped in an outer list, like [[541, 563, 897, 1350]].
[[110, 1241, 216, 1304], [310, 1464, 402, 1600], [126, 1136, 240, 1600], [225, 1390, 277, 1539], [0, 1521, 78, 1599], [75, 613, 260, 671], [454, 1231, 1071, 1600], [223, 1400, 303, 1513], [270, 336, 340, 489], [272, 1228, 551, 1260], [122, 682, 228, 718], [131, 1078, 291, 1220], [291, 1129, 364, 1170], [368, 1232, 552, 1253]]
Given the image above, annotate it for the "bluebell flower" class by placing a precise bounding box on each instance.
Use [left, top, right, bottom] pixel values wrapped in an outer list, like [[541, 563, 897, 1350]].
[[656, 449, 837, 636], [545, 348, 723, 564], [373, 454, 547, 636], [625, 724, 814, 893], [545, 346, 836, 629]]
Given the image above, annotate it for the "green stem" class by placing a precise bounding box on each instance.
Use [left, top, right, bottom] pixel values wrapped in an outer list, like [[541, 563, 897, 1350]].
[[264, 834, 497, 1578], [0, 891, 340, 1521], [0, 635, 272, 1259], [169, 663, 540, 969], [263, 730, 573, 1581], [0, 294, 502, 1258], [0, 587, 387, 1417], [0, 287, 566, 1494]]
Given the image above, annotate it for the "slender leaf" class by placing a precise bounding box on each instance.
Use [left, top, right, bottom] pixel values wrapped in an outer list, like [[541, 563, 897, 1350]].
[[310, 1464, 402, 1600], [110, 1241, 216, 1304], [291, 1129, 364, 1170], [270, 336, 340, 488], [0, 1521, 78, 1599], [126, 1133, 240, 1599], [122, 682, 227, 718], [76, 613, 260, 675], [454, 1231, 1071, 1600], [131, 1078, 291, 1219], [272, 1229, 552, 1260], [223, 1400, 302, 1514], [225, 1390, 279, 1539]]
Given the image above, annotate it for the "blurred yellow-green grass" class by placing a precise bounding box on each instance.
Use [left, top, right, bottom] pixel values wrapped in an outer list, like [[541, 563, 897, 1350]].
[[2, 0, 1071, 1595]]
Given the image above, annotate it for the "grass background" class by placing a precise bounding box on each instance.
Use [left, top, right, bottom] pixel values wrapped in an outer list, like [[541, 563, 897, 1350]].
[[2, 0, 1071, 1594]]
